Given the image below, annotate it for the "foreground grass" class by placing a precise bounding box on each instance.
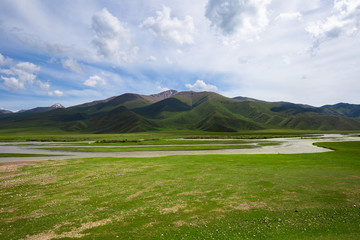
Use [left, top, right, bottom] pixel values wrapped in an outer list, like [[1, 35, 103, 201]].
[[0, 142, 359, 239]]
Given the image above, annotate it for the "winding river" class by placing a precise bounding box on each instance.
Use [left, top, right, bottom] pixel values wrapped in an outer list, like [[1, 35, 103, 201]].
[[0, 134, 359, 162]]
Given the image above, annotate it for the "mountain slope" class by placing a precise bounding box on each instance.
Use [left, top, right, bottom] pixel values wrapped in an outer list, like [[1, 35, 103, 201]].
[[1, 91, 360, 133], [70, 90, 179, 116], [320, 103, 360, 118], [63, 106, 157, 133], [134, 97, 191, 119], [0, 109, 12, 114], [138, 92, 265, 131], [17, 103, 64, 114]]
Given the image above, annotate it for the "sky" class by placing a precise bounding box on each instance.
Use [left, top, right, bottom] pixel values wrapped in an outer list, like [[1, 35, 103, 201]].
[[0, 0, 359, 111]]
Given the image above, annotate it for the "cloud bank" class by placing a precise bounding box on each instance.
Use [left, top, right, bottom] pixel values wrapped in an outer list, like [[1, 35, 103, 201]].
[[84, 75, 106, 87], [306, 0, 360, 51], [61, 58, 83, 74], [205, 0, 271, 41], [48, 90, 64, 97], [0, 61, 40, 91], [186, 80, 218, 91], [141, 6, 195, 45], [92, 8, 138, 63]]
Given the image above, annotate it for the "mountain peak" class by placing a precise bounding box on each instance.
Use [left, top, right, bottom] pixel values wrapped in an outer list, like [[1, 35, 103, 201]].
[[0, 109, 12, 114], [233, 96, 262, 102], [150, 90, 178, 98], [144, 90, 178, 102], [51, 103, 64, 108]]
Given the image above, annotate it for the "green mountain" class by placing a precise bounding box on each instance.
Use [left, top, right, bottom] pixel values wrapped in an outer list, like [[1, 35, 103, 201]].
[[1, 90, 360, 133]]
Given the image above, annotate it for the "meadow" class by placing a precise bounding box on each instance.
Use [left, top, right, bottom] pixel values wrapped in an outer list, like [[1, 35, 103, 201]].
[[1, 135, 360, 239]]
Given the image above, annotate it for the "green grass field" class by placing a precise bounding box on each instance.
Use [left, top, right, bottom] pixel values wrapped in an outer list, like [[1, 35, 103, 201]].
[[1, 141, 360, 239]]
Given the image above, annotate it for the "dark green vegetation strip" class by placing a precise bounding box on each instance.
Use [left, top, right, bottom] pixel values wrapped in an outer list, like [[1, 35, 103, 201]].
[[67, 139, 254, 146], [0, 153, 60, 158], [1, 141, 360, 239]]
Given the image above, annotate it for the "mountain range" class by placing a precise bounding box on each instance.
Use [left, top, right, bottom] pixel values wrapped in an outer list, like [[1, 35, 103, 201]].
[[1, 90, 360, 133], [1, 103, 64, 114]]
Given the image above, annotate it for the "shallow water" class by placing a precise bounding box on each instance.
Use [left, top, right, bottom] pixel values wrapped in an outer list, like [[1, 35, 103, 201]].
[[1, 134, 359, 162]]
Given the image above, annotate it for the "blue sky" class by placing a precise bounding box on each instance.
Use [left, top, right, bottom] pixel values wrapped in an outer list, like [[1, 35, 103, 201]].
[[0, 0, 359, 111]]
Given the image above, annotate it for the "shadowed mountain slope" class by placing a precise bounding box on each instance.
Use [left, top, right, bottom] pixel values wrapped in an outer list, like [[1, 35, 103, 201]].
[[0, 109, 12, 114]]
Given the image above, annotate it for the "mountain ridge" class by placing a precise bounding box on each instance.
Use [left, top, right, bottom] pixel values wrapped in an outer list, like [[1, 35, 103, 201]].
[[1, 90, 360, 133]]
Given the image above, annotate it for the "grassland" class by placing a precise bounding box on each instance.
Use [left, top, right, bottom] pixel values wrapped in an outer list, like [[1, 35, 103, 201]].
[[1, 141, 359, 239]]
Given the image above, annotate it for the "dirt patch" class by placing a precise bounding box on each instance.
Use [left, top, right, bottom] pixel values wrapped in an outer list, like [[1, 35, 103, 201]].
[[24, 218, 112, 240], [0, 161, 41, 167], [1, 178, 25, 187], [184, 207, 200, 213], [177, 190, 212, 196], [5, 211, 50, 223], [126, 189, 147, 201], [143, 221, 159, 228], [230, 201, 266, 210], [126, 182, 161, 201], [0, 172, 26, 180], [0, 161, 39, 180], [161, 203, 186, 214], [73, 197, 90, 202], [173, 220, 186, 227], [0, 207, 17, 213], [0, 164, 19, 172], [211, 201, 267, 212]]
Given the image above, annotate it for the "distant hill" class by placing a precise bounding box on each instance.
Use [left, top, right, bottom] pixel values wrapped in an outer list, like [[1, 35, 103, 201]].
[[233, 96, 263, 102], [0, 109, 12, 114], [18, 103, 65, 114], [320, 103, 360, 118], [1, 91, 360, 133]]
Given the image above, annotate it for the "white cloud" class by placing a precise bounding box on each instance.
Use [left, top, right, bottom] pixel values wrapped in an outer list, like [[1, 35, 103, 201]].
[[48, 90, 64, 97], [37, 80, 50, 90], [92, 8, 138, 63], [0, 61, 40, 91], [84, 75, 106, 87], [185, 80, 218, 91], [147, 56, 157, 62], [205, 0, 271, 42], [282, 56, 291, 65], [0, 53, 12, 66], [61, 58, 82, 74], [306, 0, 360, 51], [157, 86, 170, 92], [141, 6, 195, 45], [165, 57, 173, 64], [0, 54, 5, 66], [276, 12, 302, 21], [9, 62, 40, 85], [1, 76, 24, 91]]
